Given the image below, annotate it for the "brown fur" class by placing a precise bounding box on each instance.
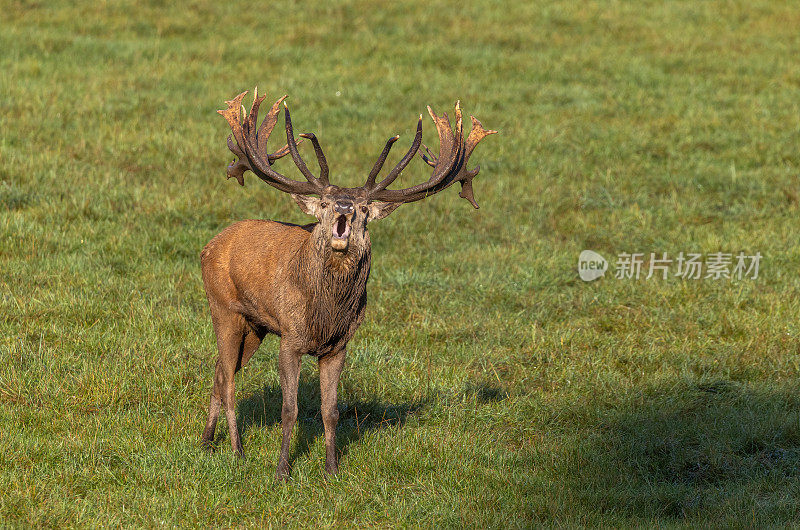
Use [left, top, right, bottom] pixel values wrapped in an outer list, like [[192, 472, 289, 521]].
[[200, 211, 374, 478], [201, 219, 369, 352]]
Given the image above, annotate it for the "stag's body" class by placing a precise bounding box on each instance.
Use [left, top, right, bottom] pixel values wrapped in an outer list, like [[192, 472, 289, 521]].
[[200, 88, 495, 479], [202, 219, 370, 352], [201, 219, 371, 475]]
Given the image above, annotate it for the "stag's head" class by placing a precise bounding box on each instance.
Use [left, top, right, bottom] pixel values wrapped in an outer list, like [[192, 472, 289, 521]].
[[218, 89, 497, 253]]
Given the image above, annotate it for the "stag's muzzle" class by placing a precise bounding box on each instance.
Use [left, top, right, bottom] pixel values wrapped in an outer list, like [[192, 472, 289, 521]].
[[331, 199, 353, 251]]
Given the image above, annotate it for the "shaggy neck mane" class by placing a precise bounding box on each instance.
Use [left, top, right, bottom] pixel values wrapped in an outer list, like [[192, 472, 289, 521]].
[[293, 227, 372, 350]]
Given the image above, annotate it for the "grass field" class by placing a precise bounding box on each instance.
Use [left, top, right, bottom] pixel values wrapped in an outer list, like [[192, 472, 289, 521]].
[[2, 0, 800, 526]]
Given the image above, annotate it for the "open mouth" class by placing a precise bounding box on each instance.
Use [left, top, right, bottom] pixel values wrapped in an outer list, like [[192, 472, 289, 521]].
[[331, 214, 351, 250]]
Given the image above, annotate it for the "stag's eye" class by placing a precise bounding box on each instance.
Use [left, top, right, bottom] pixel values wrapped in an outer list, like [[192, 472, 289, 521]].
[[361, 206, 368, 213], [320, 202, 328, 208]]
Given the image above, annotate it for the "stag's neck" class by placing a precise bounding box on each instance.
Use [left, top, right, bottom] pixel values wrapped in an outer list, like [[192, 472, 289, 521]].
[[290, 226, 372, 351], [292, 224, 371, 292]]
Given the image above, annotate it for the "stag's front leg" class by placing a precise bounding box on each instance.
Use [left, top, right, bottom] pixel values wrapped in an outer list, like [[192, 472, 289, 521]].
[[319, 349, 345, 474], [276, 341, 302, 480]]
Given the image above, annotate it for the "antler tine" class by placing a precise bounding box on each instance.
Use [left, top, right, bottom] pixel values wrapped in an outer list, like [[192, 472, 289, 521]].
[[364, 135, 400, 188], [283, 102, 324, 187], [225, 134, 305, 183], [267, 138, 304, 163], [370, 117, 423, 192], [365, 102, 497, 208], [420, 142, 437, 168], [218, 89, 322, 195], [298, 133, 329, 185], [256, 92, 306, 162]]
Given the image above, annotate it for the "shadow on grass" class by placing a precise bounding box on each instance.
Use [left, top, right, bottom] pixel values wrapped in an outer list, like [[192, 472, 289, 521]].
[[556, 379, 800, 522], [463, 381, 510, 404], [228, 375, 426, 471]]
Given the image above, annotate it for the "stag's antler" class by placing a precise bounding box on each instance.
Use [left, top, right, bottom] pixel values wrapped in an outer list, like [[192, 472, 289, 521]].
[[218, 89, 328, 195], [362, 102, 497, 208], [220, 91, 496, 205]]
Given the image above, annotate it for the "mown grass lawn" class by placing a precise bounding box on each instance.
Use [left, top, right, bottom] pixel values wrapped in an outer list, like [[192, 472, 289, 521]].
[[2, 0, 800, 526]]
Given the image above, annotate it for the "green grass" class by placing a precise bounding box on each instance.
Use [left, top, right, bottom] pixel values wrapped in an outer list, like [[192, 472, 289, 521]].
[[2, 0, 800, 526]]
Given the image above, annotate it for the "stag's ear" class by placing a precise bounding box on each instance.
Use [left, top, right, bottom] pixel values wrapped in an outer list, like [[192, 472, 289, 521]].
[[368, 201, 401, 221], [291, 194, 320, 217]]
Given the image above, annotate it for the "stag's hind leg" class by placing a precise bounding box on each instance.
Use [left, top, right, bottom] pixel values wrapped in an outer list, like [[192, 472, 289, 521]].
[[201, 360, 223, 451], [201, 315, 262, 456]]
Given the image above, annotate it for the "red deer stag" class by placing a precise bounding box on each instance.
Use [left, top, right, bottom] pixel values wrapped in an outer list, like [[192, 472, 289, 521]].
[[200, 89, 496, 479]]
